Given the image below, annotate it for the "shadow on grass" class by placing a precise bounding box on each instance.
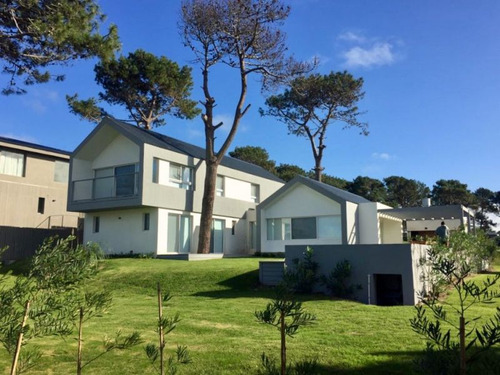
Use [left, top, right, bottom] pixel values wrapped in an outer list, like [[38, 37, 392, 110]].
[[307, 347, 500, 375], [0, 258, 31, 276], [192, 269, 339, 303]]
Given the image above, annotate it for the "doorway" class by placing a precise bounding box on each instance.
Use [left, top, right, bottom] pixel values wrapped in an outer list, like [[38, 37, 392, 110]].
[[374, 274, 403, 306]]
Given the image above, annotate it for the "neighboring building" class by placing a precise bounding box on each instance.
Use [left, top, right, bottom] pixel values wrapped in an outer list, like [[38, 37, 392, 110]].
[[379, 204, 476, 242], [0, 136, 79, 229], [67, 117, 284, 256]]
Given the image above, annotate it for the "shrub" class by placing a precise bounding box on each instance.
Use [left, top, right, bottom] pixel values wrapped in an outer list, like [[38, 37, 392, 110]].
[[320, 259, 361, 299], [283, 247, 318, 294]]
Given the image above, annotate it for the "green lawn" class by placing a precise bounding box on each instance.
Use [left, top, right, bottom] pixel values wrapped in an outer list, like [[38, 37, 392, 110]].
[[0, 256, 498, 374]]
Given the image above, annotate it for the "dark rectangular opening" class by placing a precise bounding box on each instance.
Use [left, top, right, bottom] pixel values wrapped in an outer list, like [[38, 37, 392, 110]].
[[374, 274, 403, 306], [37, 197, 45, 214]]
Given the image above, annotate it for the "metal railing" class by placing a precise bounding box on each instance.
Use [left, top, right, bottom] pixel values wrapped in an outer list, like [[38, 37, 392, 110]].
[[72, 173, 139, 201]]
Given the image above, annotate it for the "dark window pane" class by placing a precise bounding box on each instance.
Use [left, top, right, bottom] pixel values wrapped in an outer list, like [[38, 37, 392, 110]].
[[292, 217, 316, 239]]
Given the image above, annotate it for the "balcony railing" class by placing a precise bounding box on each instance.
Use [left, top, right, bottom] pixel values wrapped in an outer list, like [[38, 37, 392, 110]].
[[72, 173, 139, 201]]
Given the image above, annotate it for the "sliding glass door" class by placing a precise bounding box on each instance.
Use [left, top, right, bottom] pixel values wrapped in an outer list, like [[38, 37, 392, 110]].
[[167, 214, 191, 253]]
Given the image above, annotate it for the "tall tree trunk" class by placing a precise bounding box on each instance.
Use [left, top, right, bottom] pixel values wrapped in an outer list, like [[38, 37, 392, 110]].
[[197, 160, 218, 253], [313, 156, 322, 182], [77, 307, 84, 375], [11, 300, 30, 375]]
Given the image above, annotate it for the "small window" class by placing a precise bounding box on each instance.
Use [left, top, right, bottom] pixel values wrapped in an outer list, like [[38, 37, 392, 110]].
[[169, 163, 192, 189], [0, 150, 25, 177], [93, 216, 100, 233], [54, 160, 69, 182], [152, 158, 159, 183], [37, 197, 45, 214], [250, 184, 259, 203], [232, 220, 236, 235], [216, 175, 224, 196], [143, 213, 150, 231]]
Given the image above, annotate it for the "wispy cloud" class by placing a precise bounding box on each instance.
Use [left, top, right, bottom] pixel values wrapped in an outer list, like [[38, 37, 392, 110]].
[[343, 42, 395, 68], [372, 152, 395, 161], [22, 89, 60, 114], [337, 31, 366, 44], [337, 30, 401, 69]]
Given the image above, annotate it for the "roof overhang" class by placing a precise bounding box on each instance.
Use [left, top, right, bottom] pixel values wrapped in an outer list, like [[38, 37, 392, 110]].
[[378, 205, 474, 221]]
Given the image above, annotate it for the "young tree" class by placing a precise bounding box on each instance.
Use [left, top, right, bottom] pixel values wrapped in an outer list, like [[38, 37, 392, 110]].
[[1, 0, 119, 94], [432, 179, 474, 206], [255, 284, 316, 375], [384, 176, 430, 207], [410, 238, 500, 375], [229, 146, 277, 173], [67, 49, 199, 129], [260, 71, 367, 182], [180, 0, 308, 253], [145, 283, 190, 375]]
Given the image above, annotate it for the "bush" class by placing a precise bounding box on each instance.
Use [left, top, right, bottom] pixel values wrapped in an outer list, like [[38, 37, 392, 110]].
[[283, 247, 318, 294], [320, 259, 361, 299]]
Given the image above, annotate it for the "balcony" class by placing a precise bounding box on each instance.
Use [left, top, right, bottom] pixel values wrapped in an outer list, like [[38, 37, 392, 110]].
[[72, 173, 139, 201]]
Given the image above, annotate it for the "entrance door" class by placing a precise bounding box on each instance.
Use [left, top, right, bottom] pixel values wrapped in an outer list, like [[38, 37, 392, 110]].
[[211, 219, 224, 253], [167, 214, 191, 253], [375, 274, 403, 306]]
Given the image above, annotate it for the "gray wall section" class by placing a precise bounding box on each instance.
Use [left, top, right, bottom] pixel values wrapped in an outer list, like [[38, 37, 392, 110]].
[[285, 244, 425, 305]]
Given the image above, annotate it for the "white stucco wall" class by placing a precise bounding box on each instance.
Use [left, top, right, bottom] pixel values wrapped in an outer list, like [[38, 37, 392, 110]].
[[358, 202, 380, 244], [345, 201, 358, 244], [92, 134, 140, 169], [224, 176, 253, 201], [379, 216, 403, 243], [260, 185, 343, 253], [84, 208, 158, 254]]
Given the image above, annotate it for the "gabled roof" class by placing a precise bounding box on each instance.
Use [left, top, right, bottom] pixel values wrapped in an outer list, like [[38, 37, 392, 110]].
[[75, 117, 283, 183], [259, 175, 370, 209], [0, 135, 71, 157]]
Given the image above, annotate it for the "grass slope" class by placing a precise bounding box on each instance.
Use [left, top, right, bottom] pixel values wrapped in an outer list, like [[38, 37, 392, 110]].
[[0, 257, 498, 374]]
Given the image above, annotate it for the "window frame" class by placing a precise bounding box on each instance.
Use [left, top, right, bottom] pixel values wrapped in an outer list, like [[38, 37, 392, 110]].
[[0, 149, 25, 177], [168, 163, 193, 190]]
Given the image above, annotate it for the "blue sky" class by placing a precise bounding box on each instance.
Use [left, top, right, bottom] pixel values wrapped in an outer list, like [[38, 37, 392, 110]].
[[1, 0, 499, 192]]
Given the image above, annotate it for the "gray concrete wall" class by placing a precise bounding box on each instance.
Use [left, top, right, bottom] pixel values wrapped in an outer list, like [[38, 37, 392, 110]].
[[285, 244, 426, 305]]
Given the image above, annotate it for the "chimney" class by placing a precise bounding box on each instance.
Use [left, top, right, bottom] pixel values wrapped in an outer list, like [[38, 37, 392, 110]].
[[422, 198, 431, 207]]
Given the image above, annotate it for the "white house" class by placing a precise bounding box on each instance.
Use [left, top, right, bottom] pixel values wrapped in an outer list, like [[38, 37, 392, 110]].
[[257, 175, 403, 253], [67, 117, 284, 256]]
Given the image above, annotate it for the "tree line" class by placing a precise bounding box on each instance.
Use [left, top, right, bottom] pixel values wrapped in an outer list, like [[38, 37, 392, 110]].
[[229, 145, 500, 232]]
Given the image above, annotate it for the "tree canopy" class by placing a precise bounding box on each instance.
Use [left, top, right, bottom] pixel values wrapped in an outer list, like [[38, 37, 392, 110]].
[[1, 0, 119, 94], [348, 176, 387, 203], [431, 179, 474, 206], [261, 71, 366, 181], [229, 146, 276, 173], [384, 176, 430, 207], [67, 49, 199, 129]]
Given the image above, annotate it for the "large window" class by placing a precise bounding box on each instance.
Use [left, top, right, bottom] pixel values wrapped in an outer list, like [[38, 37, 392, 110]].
[[54, 160, 69, 182], [169, 163, 192, 190], [0, 150, 24, 177], [167, 214, 191, 253], [267, 215, 341, 241], [94, 164, 138, 198]]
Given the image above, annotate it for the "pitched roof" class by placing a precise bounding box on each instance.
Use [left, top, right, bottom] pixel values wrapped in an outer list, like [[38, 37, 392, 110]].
[[259, 174, 370, 209], [0, 135, 71, 156], [101, 117, 283, 183]]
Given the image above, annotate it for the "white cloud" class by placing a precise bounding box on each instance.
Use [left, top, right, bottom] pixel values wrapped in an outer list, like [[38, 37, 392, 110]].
[[343, 42, 395, 68], [337, 31, 366, 43], [213, 114, 234, 133], [22, 89, 60, 114], [372, 152, 394, 161]]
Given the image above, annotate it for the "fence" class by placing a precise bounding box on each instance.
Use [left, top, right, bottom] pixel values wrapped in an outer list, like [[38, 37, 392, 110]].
[[0, 226, 83, 262]]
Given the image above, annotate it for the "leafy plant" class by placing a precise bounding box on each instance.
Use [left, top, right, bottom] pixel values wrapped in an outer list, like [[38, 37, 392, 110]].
[[284, 247, 319, 294], [255, 284, 316, 375], [410, 244, 500, 375], [320, 259, 361, 299], [145, 282, 190, 375]]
